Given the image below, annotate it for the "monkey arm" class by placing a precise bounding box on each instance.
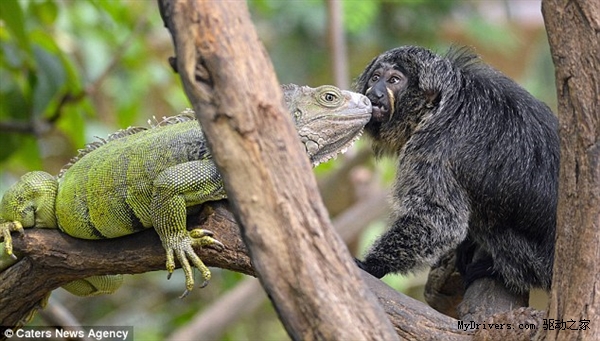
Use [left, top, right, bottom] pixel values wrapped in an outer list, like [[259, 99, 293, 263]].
[[358, 159, 470, 278]]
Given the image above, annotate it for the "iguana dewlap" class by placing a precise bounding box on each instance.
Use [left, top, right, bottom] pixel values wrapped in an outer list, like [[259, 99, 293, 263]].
[[0, 84, 371, 298]]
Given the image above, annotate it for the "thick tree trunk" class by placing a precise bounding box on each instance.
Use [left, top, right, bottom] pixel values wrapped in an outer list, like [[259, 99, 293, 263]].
[[157, 1, 398, 340], [541, 0, 600, 340]]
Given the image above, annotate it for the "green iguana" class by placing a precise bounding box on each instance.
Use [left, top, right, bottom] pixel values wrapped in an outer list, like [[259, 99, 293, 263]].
[[0, 84, 371, 298]]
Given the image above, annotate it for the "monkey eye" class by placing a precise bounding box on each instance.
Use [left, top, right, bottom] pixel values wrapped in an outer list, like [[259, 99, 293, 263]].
[[389, 75, 402, 84]]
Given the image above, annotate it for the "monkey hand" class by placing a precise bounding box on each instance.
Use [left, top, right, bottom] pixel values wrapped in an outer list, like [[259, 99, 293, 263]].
[[355, 258, 389, 279]]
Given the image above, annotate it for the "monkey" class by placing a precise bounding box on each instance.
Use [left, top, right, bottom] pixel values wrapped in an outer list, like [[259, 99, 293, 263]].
[[354, 45, 559, 294]]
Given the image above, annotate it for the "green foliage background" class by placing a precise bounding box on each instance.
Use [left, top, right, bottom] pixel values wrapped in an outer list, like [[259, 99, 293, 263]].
[[0, 1, 555, 339]]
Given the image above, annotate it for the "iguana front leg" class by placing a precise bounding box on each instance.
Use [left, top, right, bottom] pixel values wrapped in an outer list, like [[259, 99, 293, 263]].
[[0, 221, 24, 261], [152, 160, 226, 298], [0, 241, 19, 270], [0, 171, 58, 264]]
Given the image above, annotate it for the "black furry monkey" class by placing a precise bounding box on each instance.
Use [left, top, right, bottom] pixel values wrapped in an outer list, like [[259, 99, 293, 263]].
[[355, 46, 559, 294]]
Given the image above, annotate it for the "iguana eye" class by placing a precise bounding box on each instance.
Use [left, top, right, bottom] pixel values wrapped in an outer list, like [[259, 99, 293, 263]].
[[324, 92, 337, 102], [317, 87, 342, 107]]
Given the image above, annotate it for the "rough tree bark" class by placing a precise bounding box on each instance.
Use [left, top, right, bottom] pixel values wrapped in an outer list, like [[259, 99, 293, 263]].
[[156, 0, 398, 340], [540, 0, 600, 340]]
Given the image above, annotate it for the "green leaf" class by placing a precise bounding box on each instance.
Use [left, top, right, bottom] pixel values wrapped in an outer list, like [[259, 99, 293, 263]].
[[30, 28, 83, 93], [31, 45, 66, 117], [29, 0, 59, 26], [343, 0, 378, 34], [56, 101, 87, 149], [0, 0, 30, 52], [0, 76, 30, 120], [0, 134, 42, 169]]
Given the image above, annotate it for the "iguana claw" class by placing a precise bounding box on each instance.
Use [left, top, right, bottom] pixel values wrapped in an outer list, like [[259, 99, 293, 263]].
[[163, 228, 223, 297], [190, 229, 225, 251], [0, 221, 24, 260]]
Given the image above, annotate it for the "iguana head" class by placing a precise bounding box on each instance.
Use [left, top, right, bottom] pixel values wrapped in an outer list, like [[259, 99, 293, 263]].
[[283, 84, 372, 166], [0, 171, 57, 228]]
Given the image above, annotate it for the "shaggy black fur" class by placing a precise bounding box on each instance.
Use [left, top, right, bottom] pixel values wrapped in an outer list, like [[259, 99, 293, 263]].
[[354, 46, 559, 293]]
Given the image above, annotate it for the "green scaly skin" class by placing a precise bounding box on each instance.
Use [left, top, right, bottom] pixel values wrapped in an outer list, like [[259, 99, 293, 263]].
[[0, 84, 371, 299]]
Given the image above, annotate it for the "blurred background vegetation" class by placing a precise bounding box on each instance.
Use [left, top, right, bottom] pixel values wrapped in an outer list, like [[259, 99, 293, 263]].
[[0, 1, 555, 340]]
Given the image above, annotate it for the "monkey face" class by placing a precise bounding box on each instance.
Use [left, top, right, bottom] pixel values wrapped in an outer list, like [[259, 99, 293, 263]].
[[364, 62, 408, 123], [355, 46, 442, 155]]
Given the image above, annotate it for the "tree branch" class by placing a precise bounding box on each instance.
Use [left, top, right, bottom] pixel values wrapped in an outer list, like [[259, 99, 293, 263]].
[[157, 1, 398, 339], [0, 202, 249, 327], [1, 201, 472, 339], [541, 0, 600, 339], [1, 199, 552, 340]]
